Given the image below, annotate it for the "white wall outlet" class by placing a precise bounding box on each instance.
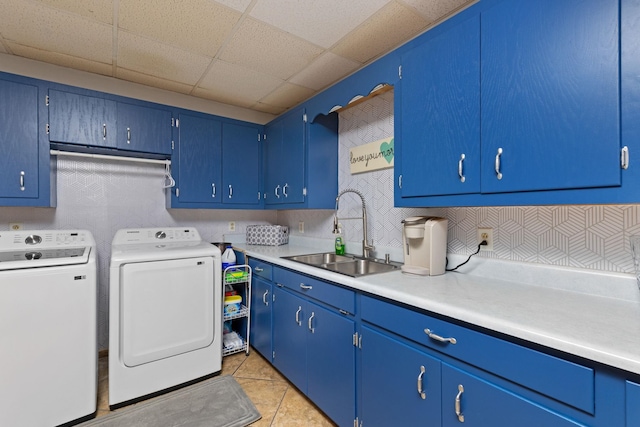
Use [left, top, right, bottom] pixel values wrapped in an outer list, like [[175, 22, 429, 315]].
[[477, 228, 494, 251], [9, 222, 23, 231], [228, 221, 236, 232], [298, 221, 304, 233]]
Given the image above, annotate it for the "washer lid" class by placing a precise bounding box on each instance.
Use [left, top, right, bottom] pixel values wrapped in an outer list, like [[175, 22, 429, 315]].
[[0, 246, 91, 270]]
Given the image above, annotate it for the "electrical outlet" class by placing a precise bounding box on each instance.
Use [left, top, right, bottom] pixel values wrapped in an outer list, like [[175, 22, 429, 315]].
[[228, 222, 236, 232], [9, 222, 23, 231], [477, 228, 494, 251], [298, 221, 304, 233]]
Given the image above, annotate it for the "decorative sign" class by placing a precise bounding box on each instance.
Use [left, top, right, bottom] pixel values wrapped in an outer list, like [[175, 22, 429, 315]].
[[349, 137, 394, 174]]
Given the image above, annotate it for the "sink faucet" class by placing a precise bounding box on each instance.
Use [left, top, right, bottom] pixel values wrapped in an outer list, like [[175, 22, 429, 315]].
[[333, 188, 375, 258]]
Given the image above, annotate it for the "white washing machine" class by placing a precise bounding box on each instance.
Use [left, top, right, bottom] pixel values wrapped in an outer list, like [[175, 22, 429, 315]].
[[109, 227, 222, 407], [0, 229, 97, 427]]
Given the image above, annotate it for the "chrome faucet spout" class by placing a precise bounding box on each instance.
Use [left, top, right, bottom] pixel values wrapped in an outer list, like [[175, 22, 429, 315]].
[[333, 189, 375, 258]]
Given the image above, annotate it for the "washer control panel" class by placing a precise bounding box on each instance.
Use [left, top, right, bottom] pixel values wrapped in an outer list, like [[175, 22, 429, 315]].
[[112, 227, 201, 245], [0, 230, 90, 249]]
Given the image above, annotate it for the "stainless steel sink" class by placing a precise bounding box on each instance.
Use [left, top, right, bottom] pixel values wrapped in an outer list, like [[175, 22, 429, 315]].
[[282, 252, 401, 277]]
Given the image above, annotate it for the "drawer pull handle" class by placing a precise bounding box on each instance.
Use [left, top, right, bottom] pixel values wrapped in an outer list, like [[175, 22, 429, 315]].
[[229, 184, 233, 198], [495, 147, 503, 180], [127, 127, 131, 144], [19, 171, 25, 191], [283, 183, 289, 197], [211, 183, 216, 198], [455, 384, 465, 422], [424, 328, 457, 345], [458, 154, 466, 183], [275, 185, 281, 198], [300, 283, 313, 290], [103, 124, 107, 139], [262, 290, 269, 306], [295, 306, 302, 326], [308, 312, 315, 333], [417, 365, 426, 399], [254, 267, 264, 272]]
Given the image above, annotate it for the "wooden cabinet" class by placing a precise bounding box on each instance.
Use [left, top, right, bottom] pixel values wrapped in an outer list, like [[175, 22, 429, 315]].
[[0, 78, 40, 201], [271, 267, 356, 427], [116, 102, 172, 155], [171, 112, 262, 208], [264, 108, 338, 209], [48, 89, 116, 148], [249, 258, 273, 360]]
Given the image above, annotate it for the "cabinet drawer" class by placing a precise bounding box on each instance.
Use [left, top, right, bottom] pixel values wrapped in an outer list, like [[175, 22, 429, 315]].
[[274, 267, 355, 313], [361, 295, 594, 414], [248, 258, 273, 281]]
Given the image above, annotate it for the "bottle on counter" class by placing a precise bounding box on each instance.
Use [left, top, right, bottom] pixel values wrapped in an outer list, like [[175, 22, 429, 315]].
[[221, 245, 236, 271]]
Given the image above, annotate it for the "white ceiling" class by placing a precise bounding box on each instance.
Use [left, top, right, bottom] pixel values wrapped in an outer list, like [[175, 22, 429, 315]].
[[0, 0, 474, 116]]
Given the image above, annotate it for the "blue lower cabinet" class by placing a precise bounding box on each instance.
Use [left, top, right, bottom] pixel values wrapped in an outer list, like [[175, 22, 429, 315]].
[[272, 282, 356, 426], [627, 381, 640, 426], [249, 276, 272, 360], [360, 325, 442, 426]]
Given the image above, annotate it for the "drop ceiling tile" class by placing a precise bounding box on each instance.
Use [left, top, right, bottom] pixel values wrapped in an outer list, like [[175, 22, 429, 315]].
[[7, 42, 113, 75], [116, 68, 194, 95], [0, 42, 7, 54], [250, 102, 287, 115], [260, 83, 314, 108], [402, 0, 474, 23], [219, 17, 323, 80], [192, 87, 256, 109], [213, 0, 253, 13], [117, 31, 212, 85], [289, 52, 361, 91], [0, 0, 113, 63], [332, 2, 428, 64], [199, 60, 285, 103], [250, 0, 389, 48], [118, 0, 242, 57], [36, 0, 114, 24]]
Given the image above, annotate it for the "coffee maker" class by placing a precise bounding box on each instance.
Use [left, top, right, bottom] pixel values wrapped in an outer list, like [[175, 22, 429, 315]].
[[401, 217, 448, 276]]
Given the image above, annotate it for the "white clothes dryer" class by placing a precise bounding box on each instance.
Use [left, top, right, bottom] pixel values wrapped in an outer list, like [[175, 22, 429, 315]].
[[109, 227, 222, 407], [0, 229, 97, 427]]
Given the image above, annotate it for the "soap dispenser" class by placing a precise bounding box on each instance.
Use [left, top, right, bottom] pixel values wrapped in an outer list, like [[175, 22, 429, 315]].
[[334, 224, 345, 255]]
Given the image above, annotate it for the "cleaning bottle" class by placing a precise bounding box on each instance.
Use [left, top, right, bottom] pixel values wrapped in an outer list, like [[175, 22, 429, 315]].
[[334, 225, 345, 255], [221, 245, 236, 271]]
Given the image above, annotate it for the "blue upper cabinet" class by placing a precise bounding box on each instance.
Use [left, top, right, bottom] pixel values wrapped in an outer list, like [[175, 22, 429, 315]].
[[116, 102, 172, 155], [0, 78, 40, 200], [48, 89, 117, 148], [480, 0, 620, 194], [222, 122, 262, 206], [173, 112, 222, 206], [398, 14, 480, 199]]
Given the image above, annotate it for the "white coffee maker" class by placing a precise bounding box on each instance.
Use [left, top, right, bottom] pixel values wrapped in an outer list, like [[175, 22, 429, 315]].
[[401, 216, 448, 276]]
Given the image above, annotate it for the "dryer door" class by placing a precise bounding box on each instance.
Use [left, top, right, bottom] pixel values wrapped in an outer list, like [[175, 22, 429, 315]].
[[120, 256, 215, 367]]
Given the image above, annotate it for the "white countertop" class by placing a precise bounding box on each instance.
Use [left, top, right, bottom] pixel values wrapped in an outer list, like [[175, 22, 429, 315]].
[[231, 238, 640, 376]]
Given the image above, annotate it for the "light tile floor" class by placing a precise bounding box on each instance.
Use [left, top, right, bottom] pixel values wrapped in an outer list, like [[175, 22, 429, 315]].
[[97, 349, 336, 426]]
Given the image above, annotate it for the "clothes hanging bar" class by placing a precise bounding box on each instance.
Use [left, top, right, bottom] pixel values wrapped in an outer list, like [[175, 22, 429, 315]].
[[50, 149, 171, 166]]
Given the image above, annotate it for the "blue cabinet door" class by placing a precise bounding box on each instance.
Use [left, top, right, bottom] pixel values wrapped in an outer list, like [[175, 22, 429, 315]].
[[626, 381, 640, 426], [280, 110, 305, 204], [117, 102, 172, 155], [0, 79, 39, 199], [249, 276, 272, 360], [264, 119, 283, 204], [481, 0, 619, 193], [176, 113, 222, 204], [272, 286, 307, 391], [441, 364, 583, 427], [222, 122, 261, 205], [399, 14, 480, 197], [307, 301, 355, 427], [48, 89, 116, 148], [360, 325, 442, 426]]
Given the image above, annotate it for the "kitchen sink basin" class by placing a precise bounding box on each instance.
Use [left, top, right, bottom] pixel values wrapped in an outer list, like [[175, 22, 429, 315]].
[[282, 252, 401, 277]]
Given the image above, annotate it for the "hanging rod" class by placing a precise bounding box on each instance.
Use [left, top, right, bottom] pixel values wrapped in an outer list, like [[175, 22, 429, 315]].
[[50, 149, 171, 166]]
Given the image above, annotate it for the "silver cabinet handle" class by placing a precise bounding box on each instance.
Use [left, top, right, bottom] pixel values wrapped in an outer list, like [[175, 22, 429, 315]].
[[103, 124, 107, 139], [308, 312, 315, 333], [275, 185, 281, 198], [495, 147, 503, 180], [455, 384, 465, 422], [211, 183, 216, 198], [126, 127, 131, 144], [19, 171, 25, 191], [300, 283, 313, 290], [398, 174, 403, 189], [458, 154, 466, 183], [295, 306, 302, 326], [424, 328, 457, 345], [417, 365, 426, 399], [262, 290, 269, 306], [283, 183, 288, 197], [229, 184, 233, 198], [622, 146, 630, 170], [254, 267, 264, 272]]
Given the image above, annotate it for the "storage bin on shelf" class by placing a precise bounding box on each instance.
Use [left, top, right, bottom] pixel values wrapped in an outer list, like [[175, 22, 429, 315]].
[[222, 264, 251, 356]]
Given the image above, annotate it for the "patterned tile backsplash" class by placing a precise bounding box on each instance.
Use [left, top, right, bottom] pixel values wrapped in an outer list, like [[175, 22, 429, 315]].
[[1, 89, 638, 350]]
